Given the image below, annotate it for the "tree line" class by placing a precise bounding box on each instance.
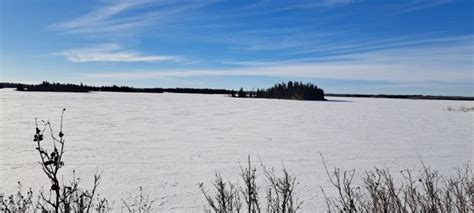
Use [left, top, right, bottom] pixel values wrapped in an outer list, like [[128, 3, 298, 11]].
[[326, 93, 474, 101], [12, 81, 232, 94], [16, 81, 91, 92], [7, 81, 327, 101], [5, 81, 473, 101]]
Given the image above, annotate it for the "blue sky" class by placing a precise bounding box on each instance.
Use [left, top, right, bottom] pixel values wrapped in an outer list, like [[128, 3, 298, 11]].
[[1, 0, 473, 95]]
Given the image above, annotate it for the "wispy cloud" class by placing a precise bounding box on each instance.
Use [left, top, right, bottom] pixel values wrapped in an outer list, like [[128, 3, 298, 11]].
[[51, 0, 214, 35], [52, 43, 181, 63], [396, 0, 454, 13], [85, 35, 473, 84], [175, 25, 341, 52], [52, 0, 153, 34], [287, 34, 472, 56], [243, 0, 359, 13]]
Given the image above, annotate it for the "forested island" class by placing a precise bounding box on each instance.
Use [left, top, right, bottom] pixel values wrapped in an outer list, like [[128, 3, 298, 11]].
[[232, 81, 325, 101]]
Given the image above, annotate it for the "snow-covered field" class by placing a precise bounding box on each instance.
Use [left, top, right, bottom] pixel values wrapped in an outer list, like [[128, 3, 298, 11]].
[[0, 89, 472, 212]]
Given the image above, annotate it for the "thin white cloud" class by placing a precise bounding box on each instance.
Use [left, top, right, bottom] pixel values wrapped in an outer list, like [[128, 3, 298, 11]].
[[287, 34, 472, 56], [52, 43, 181, 63], [244, 0, 358, 13], [85, 62, 470, 83], [52, 0, 214, 35], [274, 0, 358, 12], [52, 0, 154, 34], [396, 0, 454, 14], [85, 36, 473, 83]]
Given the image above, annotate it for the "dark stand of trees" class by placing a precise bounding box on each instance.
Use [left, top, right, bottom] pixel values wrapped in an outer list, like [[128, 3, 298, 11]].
[[7, 81, 328, 101], [92, 85, 164, 93], [3, 81, 472, 101], [326, 93, 474, 101], [162, 88, 230, 95], [232, 81, 326, 101], [16, 81, 90, 92], [257, 81, 325, 100], [10, 81, 234, 95], [0, 82, 23, 89]]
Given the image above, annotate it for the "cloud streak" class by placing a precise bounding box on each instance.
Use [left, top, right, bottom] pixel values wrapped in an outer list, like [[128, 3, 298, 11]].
[[396, 0, 454, 14], [243, 0, 358, 13], [85, 36, 473, 84], [52, 0, 214, 35], [53, 43, 180, 63]]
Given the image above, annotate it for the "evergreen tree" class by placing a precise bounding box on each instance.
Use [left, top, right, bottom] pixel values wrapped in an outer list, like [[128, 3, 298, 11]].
[[253, 81, 325, 101]]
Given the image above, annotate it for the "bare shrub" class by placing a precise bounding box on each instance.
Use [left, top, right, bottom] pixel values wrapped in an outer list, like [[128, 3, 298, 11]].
[[200, 173, 242, 213], [0, 182, 35, 212], [29, 109, 111, 212], [320, 153, 360, 212], [200, 157, 302, 213], [200, 155, 261, 213], [2, 110, 113, 213], [59, 171, 111, 213], [121, 186, 155, 213], [240, 156, 261, 213], [263, 167, 303, 213], [321, 153, 473, 213], [446, 106, 474, 112]]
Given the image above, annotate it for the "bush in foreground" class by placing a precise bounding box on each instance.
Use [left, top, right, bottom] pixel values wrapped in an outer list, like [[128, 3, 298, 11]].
[[0, 111, 154, 213], [201, 155, 472, 213], [320, 155, 473, 213], [199, 156, 302, 213]]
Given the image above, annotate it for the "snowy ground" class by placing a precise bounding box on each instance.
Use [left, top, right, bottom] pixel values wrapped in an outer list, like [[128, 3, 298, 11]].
[[0, 89, 472, 212]]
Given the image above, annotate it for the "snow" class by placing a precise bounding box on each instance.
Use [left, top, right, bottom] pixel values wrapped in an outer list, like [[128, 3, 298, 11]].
[[0, 89, 472, 212]]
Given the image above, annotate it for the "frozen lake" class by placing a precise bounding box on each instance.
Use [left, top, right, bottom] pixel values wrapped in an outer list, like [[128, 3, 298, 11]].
[[0, 89, 472, 212]]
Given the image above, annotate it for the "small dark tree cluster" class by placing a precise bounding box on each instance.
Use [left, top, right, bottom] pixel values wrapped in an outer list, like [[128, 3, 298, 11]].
[[254, 81, 325, 101], [238, 88, 247, 98], [163, 88, 232, 95], [17, 81, 90, 92], [0, 82, 25, 89], [200, 156, 302, 213], [93, 85, 164, 93]]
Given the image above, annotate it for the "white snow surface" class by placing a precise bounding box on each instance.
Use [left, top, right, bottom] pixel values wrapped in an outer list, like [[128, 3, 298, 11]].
[[0, 89, 472, 212]]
